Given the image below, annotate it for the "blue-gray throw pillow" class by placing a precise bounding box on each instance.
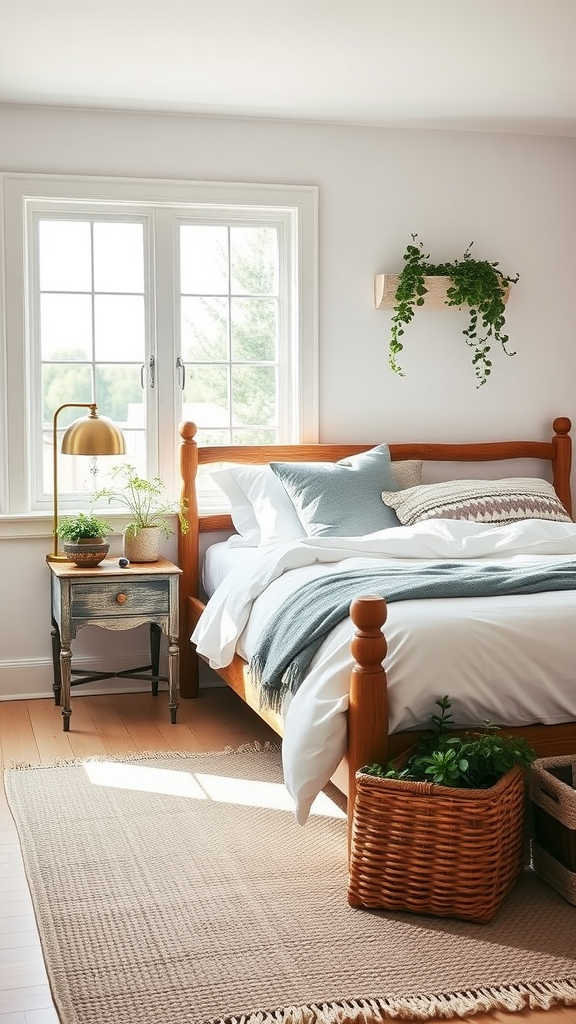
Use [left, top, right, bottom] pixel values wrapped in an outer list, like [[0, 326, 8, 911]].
[[270, 445, 400, 537]]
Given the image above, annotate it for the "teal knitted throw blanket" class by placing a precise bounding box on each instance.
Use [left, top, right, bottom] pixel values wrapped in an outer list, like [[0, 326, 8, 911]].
[[249, 559, 576, 713]]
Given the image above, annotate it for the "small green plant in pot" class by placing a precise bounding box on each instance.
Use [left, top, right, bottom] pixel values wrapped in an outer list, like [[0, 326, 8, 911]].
[[93, 464, 189, 563], [389, 235, 520, 387], [57, 512, 112, 567]]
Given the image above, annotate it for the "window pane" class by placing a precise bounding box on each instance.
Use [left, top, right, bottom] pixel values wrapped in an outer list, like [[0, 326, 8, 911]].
[[94, 295, 145, 361], [180, 225, 228, 294], [181, 296, 228, 361], [43, 434, 116, 497], [183, 365, 229, 427], [232, 428, 277, 444], [95, 364, 143, 427], [93, 222, 144, 293], [232, 365, 276, 427], [41, 294, 93, 360], [42, 364, 93, 428], [231, 297, 277, 361], [39, 220, 92, 292], [230, 226, 278, 295]]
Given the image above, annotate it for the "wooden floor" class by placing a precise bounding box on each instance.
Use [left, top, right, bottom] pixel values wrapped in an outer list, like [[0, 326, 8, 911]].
[[0, 687, 573, 1024]]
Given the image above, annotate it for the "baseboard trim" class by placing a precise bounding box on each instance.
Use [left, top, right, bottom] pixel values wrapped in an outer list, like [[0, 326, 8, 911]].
[[0, 653, 169, 701]]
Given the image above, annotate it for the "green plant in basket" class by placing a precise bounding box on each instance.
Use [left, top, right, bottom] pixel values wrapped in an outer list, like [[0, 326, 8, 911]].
[[363, 695, 535, 789], [389, 235, 519, 387]]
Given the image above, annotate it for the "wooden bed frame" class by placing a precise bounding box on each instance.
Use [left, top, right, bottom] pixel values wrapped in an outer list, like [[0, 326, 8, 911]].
[[177, 416, 575, 827]]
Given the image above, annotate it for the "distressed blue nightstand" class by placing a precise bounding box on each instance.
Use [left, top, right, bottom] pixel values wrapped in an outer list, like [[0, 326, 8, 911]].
[[48, 556, 182, 731]]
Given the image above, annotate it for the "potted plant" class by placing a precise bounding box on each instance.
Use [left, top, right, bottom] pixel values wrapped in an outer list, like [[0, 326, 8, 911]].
[[347, 696, 535, 922], [387, 236, 520, 387], [57, 512, 112, 567], [93, 464, 189, 563]]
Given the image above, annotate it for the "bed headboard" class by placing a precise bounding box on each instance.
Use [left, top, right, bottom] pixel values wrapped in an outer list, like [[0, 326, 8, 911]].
[[177, 416, 572, 697]]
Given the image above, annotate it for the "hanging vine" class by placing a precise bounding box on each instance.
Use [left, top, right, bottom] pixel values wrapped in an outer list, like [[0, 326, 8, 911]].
[[389, 236, 519, 387]]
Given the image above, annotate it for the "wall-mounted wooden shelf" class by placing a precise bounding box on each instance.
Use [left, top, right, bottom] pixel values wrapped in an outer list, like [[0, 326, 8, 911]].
[[374, 274, 510, 310]]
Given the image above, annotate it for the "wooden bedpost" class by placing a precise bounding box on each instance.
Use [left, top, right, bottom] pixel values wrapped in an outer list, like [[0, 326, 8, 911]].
[[178, 421, 200, 698], [348, 595, 388, 856], [552, 416, 572, 517]]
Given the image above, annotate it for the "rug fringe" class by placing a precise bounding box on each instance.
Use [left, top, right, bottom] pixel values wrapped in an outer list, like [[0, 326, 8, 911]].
[[4, 740, 281, 772], [215, 979, 576, 1023]]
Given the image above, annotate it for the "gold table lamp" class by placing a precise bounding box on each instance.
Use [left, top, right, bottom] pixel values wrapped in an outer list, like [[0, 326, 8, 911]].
[[47, 402, 126, 562]]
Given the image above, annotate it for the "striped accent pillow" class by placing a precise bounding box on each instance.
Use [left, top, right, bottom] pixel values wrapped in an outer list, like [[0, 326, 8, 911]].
[[381, 477, 572, 527]]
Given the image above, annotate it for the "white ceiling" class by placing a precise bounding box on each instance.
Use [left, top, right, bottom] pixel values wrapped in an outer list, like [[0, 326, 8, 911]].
[[1, 0, 576, 137]]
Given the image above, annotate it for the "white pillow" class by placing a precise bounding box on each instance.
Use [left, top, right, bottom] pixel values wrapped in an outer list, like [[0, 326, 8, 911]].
[[227, 465, 307, 546], [210, 469, 261, 547]]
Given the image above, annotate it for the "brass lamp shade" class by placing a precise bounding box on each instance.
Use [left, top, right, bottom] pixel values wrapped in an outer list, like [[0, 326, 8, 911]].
[[47, 402, 127, 562], [61, 410, 126, 457]]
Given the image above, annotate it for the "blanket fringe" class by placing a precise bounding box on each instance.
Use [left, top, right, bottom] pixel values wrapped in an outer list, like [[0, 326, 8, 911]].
[[213, 979, 576, 1024], [4, 740, 281, 772]]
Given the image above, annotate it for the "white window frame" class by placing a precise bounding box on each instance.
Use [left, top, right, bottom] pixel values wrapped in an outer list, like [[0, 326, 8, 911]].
[[0, 173, 318, 529]]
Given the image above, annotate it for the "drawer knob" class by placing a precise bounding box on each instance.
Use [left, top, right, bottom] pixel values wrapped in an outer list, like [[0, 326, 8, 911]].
[[116, 593, 128, 605]]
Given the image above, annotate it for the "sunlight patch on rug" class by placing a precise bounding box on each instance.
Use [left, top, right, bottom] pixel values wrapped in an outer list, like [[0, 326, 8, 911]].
[[83, 758, 345, 818]]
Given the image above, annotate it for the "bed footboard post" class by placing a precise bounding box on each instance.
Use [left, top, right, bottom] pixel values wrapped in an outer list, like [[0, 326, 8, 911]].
[[178, 421, 200, 698], [552, 417, 572, 517], [348, 595, 388, 856]]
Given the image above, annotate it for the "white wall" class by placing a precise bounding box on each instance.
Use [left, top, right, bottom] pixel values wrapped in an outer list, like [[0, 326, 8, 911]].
[[1, 103, 576, 700]]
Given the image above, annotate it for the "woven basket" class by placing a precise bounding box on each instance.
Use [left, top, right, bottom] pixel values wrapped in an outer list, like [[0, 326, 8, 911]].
[[347, 756, 526, 924], [529, 754, 576, 905]]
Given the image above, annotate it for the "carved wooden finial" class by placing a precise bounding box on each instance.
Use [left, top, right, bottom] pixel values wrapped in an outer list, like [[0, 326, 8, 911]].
[[553, 416, 571, 437], [350, 595, 387, 672], [178, 421, 198, 442]]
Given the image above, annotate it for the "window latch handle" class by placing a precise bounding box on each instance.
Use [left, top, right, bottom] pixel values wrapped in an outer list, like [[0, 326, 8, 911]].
[[176, 357, 186, 391], [140, 355, 155, 390]]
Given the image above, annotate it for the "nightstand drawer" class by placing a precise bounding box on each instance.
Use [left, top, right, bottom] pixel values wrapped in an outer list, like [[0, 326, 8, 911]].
[[70, 579, 170, 619]]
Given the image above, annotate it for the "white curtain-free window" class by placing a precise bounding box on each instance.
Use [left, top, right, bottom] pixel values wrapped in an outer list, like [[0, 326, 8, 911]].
[[0, 174, 318, 518]]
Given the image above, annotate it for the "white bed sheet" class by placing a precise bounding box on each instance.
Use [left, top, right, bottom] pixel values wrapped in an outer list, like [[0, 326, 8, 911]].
[[193, 519, 576, 824], [202, 541, 262, 597]]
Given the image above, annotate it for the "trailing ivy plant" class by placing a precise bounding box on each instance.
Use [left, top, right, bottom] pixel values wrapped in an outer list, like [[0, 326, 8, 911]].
[[389, 236, 520, 387], [363, 695, 535, 789]]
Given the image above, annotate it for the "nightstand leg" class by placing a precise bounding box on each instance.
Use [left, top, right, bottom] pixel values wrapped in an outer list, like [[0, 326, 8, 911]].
[[60, 643, 72, 731], [51, 624, 62, 705], [150, 622, 161, 697], [168, 637, 180, 724]]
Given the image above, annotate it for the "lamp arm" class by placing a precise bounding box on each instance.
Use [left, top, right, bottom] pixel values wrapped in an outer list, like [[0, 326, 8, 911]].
[[49, 403, 97, 560]]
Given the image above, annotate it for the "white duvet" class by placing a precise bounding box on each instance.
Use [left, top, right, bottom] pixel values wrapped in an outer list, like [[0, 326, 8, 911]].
[[192, 518, 576, 823]]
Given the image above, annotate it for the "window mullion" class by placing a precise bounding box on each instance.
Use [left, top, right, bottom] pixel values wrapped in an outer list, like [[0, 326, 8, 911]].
[[153, 208, 178, 494]]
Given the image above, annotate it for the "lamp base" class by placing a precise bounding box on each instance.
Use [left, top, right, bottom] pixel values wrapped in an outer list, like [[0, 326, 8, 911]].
[[46, 553, 72, 563]]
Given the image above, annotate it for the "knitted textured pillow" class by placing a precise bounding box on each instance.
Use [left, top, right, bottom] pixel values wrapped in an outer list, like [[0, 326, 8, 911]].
[[381, 477, 572, 527]]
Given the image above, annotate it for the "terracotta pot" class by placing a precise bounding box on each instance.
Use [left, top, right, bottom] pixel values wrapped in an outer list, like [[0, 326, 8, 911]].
[[123, 526, 161, 563], [63, 539, 109, 568]]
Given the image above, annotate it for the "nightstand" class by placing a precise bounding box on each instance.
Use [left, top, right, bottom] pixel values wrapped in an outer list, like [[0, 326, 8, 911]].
[[48, 557, 182, 731]]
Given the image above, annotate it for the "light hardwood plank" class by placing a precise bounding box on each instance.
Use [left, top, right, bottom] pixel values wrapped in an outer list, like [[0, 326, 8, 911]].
[[108, 693, 173, 752], [0, 988, 54, 1015], [0, 963, 48, 989], [0, 931, 41, 951], [23, 1010, 61, 1024], [61, 696, 107, 760], [0, 703, 39, 766], [81, 695, 139, 755], [25, 701, 74, 764]]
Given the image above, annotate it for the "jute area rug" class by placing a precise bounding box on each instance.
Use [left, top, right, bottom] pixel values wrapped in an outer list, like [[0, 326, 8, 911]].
[[5, 744, 576, 1024]]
